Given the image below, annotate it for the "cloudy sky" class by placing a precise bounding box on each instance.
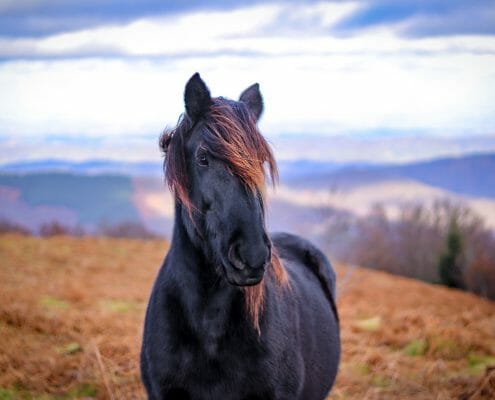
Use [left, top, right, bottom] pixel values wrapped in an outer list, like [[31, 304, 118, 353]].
[[1, 0, 495, 162]]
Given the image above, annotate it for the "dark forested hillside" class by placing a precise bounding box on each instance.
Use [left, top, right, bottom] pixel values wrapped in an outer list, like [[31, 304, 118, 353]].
[[0, 173, 139, 226]]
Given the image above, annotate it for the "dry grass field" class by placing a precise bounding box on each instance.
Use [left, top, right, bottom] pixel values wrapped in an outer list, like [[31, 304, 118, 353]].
[[1, 234, 494, 399]]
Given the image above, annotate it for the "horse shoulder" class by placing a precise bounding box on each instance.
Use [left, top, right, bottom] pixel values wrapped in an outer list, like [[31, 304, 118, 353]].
[[271, 232, 338, 322]]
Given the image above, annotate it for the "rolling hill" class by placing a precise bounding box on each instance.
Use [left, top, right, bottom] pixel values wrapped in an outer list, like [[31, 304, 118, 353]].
[[0, 173, 141, 232], [0, 159, 162, 177], [0, 234, 493, 399], [5, 152, 495, 200]]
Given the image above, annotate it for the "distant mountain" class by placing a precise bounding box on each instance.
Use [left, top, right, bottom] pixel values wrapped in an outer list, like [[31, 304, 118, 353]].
[[277, 159, 372, 181], [1, 159, 163, 176], [3, 152, 494, 200], [388, 153, 495, 199], [0, 158, 369, 180], [289, 153, 495, 199], [1, 153, 494, 237]]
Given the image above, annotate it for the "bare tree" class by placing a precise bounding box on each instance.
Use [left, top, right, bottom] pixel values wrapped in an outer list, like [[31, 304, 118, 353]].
[[329, 198, 495, 299]]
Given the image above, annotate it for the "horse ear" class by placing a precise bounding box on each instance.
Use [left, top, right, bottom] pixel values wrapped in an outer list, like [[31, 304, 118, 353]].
[[184, 72, 212, 121], [239, 83, 263, 121]]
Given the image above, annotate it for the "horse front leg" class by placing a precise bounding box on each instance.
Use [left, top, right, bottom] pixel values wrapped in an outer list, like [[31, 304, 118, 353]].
[[163, 387, 191, 400]]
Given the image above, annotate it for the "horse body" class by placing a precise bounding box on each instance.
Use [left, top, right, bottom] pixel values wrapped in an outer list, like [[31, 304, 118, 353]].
[[141, 73, 340, 400], [141, 227, 339, 400]]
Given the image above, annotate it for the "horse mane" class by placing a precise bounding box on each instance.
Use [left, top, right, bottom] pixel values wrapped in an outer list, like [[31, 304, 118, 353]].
[[160, 97, 288, 332]]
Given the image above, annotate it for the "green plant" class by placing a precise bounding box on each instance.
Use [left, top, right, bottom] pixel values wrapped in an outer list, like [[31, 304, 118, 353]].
[[438, 219, 465, 289], [0, 388, 15, 400], [403, 338, 428, 357]]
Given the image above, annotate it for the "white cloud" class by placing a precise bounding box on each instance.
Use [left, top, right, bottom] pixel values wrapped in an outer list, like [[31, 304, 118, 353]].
[[0, 2, 495, 139], [3, 3, 495, 59]]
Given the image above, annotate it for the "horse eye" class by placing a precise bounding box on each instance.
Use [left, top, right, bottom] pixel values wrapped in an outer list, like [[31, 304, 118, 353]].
[[197, 152, 209, 167]]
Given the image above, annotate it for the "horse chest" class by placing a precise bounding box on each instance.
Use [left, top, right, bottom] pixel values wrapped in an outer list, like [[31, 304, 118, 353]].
[[185, 303, 229, 359], [171, 341, 273, 400], [165, 289, 249, 362]]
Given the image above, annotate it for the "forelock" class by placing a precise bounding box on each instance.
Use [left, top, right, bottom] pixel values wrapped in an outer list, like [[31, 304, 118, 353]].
[[159, 97, 278, 213]]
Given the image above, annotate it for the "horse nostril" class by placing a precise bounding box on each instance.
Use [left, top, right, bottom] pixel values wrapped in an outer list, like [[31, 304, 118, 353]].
[[228, 243, 246, 270], [228, 238, 271, 271]]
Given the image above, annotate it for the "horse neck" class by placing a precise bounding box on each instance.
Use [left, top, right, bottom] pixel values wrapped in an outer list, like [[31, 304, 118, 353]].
[[169, 203, 243, 310], [166, 204, 250, 341]]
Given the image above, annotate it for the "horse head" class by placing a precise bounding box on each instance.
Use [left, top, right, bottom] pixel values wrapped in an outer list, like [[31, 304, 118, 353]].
[[161, 73, 278, 288]]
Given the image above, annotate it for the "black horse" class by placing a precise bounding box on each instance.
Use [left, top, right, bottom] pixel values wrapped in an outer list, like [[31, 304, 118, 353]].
[[141, 73, 340, 400]]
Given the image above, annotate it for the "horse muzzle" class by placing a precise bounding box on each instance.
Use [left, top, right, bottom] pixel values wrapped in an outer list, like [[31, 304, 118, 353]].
[[222, 242, 269, 286]]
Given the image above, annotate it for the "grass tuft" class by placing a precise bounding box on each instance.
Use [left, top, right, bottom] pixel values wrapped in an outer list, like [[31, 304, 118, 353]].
[[467, 352, 495, 374], [58, 342, 82, 355], [40, 296, 69, 310], [99, 299, 139, 313], [352, 316, 382, 332], [68, 383, 97, 398], [371, 375, 392, 388], [0, 388, 15, 400], [403, 338, 428, 357]]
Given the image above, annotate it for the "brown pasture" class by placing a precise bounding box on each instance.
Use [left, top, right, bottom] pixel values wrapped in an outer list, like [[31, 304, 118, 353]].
[[0, 235, 494, 399]]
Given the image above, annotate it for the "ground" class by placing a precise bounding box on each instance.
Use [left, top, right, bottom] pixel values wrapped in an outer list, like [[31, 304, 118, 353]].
[[0, 235, 494, 399]]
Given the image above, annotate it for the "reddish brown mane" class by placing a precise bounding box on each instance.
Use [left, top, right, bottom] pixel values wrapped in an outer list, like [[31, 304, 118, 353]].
[[160, 97, 288, 331]]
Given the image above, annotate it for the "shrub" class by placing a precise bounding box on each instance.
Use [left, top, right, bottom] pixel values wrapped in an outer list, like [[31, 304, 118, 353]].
[[97, 221, 158, 239], [39, 221, 85, 237], [0, 219, 31, 235], [465, 254, 495, 300]]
